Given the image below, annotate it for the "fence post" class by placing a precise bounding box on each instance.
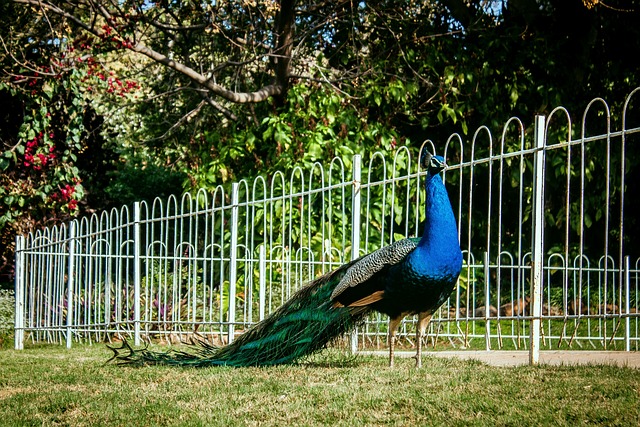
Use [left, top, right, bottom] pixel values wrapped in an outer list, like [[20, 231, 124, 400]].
[[228, 183, 240, 344], [66, 222, 76, 349], [14, 235, 25, 350], [349, 155, 362, 354], [259, 244, 266, 321], [484, 252, 491, 351], [133, 202, 141, 346], [529, 114, 546, 365], [624, 256, 631, 352]]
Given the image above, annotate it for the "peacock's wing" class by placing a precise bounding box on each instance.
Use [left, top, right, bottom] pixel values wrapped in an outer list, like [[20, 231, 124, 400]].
[[330, 238, 419, 305]]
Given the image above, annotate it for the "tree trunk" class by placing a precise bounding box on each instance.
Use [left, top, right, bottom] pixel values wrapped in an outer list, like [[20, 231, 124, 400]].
[[273, 0, 297, 106]]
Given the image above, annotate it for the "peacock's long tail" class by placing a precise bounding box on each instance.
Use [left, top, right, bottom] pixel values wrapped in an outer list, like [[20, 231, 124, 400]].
[[108, 263, 369, 367]]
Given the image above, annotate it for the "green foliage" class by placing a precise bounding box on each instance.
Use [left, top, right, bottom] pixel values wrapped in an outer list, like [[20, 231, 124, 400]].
[[0, 289, 14, 348], [0, 63, 89, 279], [0, 289, 13, 329], [178, 80, 413, 191], [0, 9, 174, 279], [0, 71, 86, 213], [103, 163, 186, 207], [2, 0, 640, 285]]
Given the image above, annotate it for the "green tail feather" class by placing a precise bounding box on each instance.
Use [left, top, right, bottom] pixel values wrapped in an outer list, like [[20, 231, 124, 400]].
[[107, 264, 369, 367]]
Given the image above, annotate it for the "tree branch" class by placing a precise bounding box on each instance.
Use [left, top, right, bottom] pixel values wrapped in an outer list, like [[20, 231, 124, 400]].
[[11, 0, 285, 104], [144, 99, 206, 144], [130, 43, 282, 103]]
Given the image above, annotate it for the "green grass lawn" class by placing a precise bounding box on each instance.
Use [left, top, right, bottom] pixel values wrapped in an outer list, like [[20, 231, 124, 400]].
[[1, 343, 639, 426]]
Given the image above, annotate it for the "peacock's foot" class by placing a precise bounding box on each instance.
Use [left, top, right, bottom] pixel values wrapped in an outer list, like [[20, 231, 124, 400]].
[[413, 353, 422, 369]]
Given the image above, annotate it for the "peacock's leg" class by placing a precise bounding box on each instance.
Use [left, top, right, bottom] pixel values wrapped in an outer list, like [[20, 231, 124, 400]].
[[415, 312, 432, 368], [388, 315, 404, 368]]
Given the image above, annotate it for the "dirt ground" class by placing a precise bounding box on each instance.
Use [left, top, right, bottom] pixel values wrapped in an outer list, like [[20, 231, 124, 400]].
[[365, 350, 640, 368]]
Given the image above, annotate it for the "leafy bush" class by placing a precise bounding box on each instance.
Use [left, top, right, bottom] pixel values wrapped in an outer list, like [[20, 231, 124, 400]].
[[0, 289, 14, 348]]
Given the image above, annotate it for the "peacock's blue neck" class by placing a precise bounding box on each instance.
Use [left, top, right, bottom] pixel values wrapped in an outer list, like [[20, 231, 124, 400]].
[[409, 172, 462, 278]]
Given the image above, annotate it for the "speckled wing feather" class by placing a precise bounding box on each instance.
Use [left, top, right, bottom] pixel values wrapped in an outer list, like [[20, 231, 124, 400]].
[[330, 238, 418, 301]]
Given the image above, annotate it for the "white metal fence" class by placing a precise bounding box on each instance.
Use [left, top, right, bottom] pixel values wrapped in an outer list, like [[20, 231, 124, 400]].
[[14, 88, 640, 360]]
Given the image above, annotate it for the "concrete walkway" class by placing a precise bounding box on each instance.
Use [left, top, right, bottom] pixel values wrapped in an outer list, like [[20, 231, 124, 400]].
[[365, 350, 640, 368]]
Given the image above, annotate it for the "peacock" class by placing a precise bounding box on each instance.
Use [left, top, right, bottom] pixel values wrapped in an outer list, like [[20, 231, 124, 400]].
[[108, 152, 463, 368]]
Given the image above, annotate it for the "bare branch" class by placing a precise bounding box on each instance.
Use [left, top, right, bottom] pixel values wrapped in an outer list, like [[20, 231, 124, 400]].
[[144, 100, 206, 143], [201, 95, 238, 122], [13, 0, 99, 34], [11, 0, 285, 104], [0, 34, 66, 77], [147, 20, 208, 32], [130, 43, 282, 103]]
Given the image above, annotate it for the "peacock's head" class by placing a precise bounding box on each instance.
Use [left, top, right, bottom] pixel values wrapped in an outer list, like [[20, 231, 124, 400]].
[[421, 151, 446, 177]]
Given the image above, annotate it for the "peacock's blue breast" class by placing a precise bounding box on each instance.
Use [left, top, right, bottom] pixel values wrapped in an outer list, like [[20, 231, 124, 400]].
[[378, 246, 462, 316]]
